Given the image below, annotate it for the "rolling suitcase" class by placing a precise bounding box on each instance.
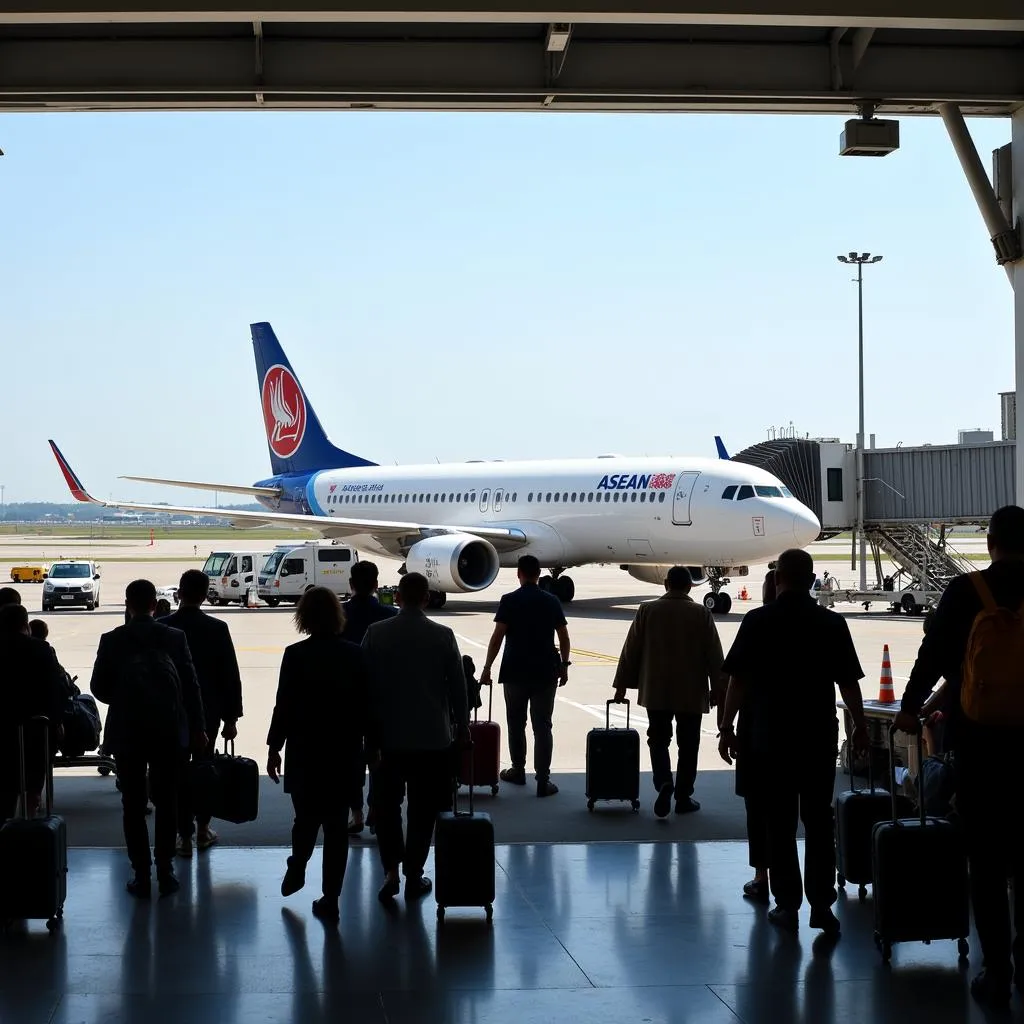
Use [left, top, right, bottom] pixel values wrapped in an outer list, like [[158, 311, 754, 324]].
[[459, 682, 501, 796], [871, 726, 970, 965], [585, 699, 641, 812], [835, 730, 890, 901], [190, 738, 260, 824], [435, 743, 496, 923], [0, 717, 67, 932]]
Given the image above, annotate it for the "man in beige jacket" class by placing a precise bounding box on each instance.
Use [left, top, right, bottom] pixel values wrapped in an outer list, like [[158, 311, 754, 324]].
[[613, 566, 727, 818]]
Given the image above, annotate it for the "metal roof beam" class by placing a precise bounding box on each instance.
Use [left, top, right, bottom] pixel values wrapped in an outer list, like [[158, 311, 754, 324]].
[[0, 35, 1020, 113], [0, 3, 1022, 30]]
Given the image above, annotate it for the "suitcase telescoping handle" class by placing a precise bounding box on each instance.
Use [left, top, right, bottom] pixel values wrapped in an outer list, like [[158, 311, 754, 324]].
[[606, 698, 630, 730], [18, 715, 54, 821], [453, 737, 475, 817], [887, 723, 925, 826], [472, 678, 494, 725], [223, 737, 235, 756]]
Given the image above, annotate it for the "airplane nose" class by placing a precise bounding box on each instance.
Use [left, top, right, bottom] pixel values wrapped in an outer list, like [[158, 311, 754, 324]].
[[792, 507, 820, 547]]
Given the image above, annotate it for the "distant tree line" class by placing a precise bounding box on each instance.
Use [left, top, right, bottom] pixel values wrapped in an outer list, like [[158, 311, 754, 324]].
[[1, 502, 263, 522]]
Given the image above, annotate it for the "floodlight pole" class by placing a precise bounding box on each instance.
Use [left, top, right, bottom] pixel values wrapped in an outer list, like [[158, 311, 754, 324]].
[[838, 253, 883, 591]]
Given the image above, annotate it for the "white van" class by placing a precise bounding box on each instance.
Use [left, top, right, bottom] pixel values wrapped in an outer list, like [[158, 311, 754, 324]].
[[257, 541, 358, 606], [202, 550, 273, 606]]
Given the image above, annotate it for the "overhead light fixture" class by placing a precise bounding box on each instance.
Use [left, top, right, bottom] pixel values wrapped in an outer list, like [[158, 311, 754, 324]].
[[546, 23, 571, 53]]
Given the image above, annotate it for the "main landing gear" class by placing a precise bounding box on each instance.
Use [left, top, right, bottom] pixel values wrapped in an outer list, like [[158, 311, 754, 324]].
[[539, 568, 575, 604], [702, 570, 733, 615]]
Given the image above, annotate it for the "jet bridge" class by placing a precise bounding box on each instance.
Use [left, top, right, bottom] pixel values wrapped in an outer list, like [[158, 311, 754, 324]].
[[732, 436, 1013, 601]]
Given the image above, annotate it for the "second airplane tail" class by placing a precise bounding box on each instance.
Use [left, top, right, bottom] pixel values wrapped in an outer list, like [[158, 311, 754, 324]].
[[251, 321, 377, 476]]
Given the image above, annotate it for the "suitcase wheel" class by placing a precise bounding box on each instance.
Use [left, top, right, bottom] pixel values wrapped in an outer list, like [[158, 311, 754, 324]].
[[587, 800, 595, 812], [631, 800, 640, 813], [836, 873, 846, 888], [958, 938, 970, 963], [491, 785, 499, 796], [46, 909, 63, 933], [98, 766, 111, 777], [486, 904, 493, 923], [858, 884, 867, 902], [437, 907, 445, 922]]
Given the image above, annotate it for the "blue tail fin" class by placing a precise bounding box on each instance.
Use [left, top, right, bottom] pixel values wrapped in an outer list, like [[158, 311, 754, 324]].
[[714, 436, 730, 460], [251, 322, 377, 475]]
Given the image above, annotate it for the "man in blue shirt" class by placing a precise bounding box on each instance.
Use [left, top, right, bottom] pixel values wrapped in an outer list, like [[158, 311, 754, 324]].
[[481, 556, 571, 798], [341, 560, 397, 834]]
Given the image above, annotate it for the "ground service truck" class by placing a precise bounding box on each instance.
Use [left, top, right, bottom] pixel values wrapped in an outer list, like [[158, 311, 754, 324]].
[[257, 541, 358, 606]]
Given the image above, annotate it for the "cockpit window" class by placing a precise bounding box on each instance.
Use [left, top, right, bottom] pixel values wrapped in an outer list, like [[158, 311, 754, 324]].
[[721, 486, 737, 500], [780, 486, 794, 498], [736, 485, 755, 500], [755, 486, 783, 498]]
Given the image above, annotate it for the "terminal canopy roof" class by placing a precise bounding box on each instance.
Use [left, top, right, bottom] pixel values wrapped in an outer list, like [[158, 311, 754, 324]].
[[0, 2, 1022, 112]]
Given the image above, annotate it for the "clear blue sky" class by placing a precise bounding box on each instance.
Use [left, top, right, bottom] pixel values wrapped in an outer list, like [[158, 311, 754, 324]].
[[1, 111, 1013, 504]]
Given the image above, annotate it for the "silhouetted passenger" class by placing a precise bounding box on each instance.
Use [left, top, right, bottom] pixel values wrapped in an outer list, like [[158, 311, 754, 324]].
[[340, 560, 397, 835], [155, 598, 172, 618], [737, 566, 778, 902], [28, 619, 47, 641], [612, 566, 726, 817], [161, 569, 244, 857], [481, 555, 570, 798], [363, 572, 468, 903], [0, 603, 66, 820], [896, 505, 1024, 1008], [718, 549, 868, 937], [90, 579, 206, 899], [0, 587, 22, 607], [267, 587, 368, 924]]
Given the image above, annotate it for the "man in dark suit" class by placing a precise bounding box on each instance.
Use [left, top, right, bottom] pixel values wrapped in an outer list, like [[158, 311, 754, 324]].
[[0, 603, 68, 821], [161, 569, 244, 857], [362, 572, 469, 903], [91, 579, 206, 898], [341, 560, 397, 835]]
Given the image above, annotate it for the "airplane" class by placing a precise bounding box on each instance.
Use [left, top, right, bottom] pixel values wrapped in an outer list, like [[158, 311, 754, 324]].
[[49, 322, 820, 614]]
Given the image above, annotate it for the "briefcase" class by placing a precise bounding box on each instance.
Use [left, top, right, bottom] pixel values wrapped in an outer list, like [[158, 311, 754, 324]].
[[191, 739, 260, 824]]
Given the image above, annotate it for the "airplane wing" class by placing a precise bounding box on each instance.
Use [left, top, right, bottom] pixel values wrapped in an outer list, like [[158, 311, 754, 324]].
[[50, 441, 528, 550], [119, 475, 282, 498]]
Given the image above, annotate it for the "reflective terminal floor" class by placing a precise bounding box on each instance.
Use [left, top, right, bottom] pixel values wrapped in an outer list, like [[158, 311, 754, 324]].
[[2, 842, 1020, 1024]]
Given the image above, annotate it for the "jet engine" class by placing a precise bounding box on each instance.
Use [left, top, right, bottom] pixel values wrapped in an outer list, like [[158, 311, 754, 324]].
[[624, 565, 707, 587], [406, 534, 501, 593]]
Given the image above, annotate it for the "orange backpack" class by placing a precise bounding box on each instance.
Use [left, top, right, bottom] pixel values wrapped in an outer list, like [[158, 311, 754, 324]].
[[961, 571, 1024, 726]]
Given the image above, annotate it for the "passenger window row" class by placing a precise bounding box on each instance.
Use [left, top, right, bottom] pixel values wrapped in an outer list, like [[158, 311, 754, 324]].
[[322, 489, 669, 509]]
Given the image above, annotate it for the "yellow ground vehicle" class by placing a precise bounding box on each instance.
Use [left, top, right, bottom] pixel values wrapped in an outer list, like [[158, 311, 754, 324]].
[[10, 565, 48, 583]]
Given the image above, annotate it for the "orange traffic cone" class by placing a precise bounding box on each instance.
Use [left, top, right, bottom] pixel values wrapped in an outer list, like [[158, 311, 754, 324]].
[[739, 586, 749, 601], [877, 644, 895, 703]]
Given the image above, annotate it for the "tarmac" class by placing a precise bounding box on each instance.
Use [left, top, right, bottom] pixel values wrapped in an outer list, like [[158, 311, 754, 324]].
[[2, 533, 941, 846]]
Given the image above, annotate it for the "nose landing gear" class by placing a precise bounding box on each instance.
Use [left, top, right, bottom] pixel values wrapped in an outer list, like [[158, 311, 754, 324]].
[[703, 569, 733, 615]]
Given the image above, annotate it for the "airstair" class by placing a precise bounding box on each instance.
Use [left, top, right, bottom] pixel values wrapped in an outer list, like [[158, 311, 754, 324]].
[[867, 524, 976, 592]]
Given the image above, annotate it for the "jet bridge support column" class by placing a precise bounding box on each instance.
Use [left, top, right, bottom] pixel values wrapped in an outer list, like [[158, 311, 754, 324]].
[[942, 105, 1024, 506]]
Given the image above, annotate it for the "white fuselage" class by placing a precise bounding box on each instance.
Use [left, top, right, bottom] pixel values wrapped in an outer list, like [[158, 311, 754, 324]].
[[284, 455, 820, 569]]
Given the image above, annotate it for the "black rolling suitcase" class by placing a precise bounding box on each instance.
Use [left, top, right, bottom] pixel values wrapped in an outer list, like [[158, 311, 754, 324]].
[[190, 739, 260, 824], [871, 726, 970, 965], [0, 717, 68, 931], [835, 732, 890, 902], [435, 743, 495, 923], [585, 699, 641, 812]]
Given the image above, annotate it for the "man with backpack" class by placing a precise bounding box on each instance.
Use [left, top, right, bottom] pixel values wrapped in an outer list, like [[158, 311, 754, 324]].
[[895, 505, 1024, 1008], [90, 579, 206, 898]]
